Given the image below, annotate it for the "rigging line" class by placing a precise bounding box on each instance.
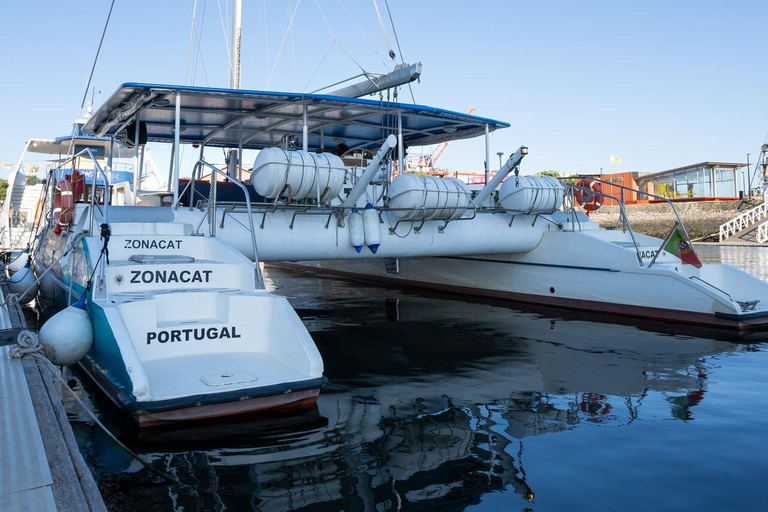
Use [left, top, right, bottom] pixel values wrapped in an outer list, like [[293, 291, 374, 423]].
[[247, 0, 265, 89], [263, 0, 270, 88], [371, 0, 395, 60], [383, 0, 416, 104], [383, 0, 404, 64], [314, 0, 369, 76], [302, 41, 338, 92], [216, 0, 232, 78], [289, 0, 298, 91], [337, 0, 389, 68], [186, 0, 211, 86], [193, 0, 211, 86], [80, 0, 116, 110], [266, 0, 302, 88], [184, 0, 199, 84]]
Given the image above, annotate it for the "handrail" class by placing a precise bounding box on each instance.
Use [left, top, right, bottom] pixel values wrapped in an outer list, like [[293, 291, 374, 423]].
[[689, 275, 736, 304], [189, 159, 263, 285], [562, 181, 644, 266], [84, 148, 111, 232], [48, 147, 111, 229], [582, 175, 694, 243], [50, 147, 111, 289], [757, 222, 768, 244], [718, 201, 768, 242], [579, 175, 703, 267]]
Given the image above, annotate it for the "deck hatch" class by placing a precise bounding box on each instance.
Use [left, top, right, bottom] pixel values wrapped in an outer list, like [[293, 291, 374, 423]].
[[201, 372, 258, 387]]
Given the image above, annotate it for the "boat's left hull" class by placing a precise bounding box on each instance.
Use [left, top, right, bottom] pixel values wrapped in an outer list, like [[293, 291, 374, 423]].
[[76, 348, 327, 428], [32, 209, 327, 427]]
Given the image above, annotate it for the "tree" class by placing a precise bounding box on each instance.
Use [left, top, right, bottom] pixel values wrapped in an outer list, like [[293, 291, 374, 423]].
[[536, 170, 560, 177], [0, 179, 8, 202]]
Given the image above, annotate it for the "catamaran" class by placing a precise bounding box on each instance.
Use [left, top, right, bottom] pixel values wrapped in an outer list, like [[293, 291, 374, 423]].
[[7, 74, 767, 426]]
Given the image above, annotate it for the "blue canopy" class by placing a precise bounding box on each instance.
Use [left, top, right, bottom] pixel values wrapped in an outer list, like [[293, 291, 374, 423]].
[[82, 83, 509, 152]]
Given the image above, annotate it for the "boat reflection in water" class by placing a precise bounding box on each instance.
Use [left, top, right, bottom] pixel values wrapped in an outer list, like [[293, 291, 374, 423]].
[[73, 266, 762, 511]]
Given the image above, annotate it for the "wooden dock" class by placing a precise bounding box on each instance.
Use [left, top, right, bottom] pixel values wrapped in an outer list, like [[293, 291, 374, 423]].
[[0, 276, 106, 511], [0, 348, 107, 511], [0, 277, 28, 344]]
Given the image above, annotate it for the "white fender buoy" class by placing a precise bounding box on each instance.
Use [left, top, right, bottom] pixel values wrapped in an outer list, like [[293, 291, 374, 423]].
[[348, 208, 364, 253], [39, 295, 93, 366], [9, 263, 38, 304], [363, 203, 381, 254], [8, 251, 29, 274]]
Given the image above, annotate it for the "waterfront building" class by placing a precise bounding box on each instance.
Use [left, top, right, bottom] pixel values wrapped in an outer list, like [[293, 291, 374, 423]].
[[635, 162, 753, 200]]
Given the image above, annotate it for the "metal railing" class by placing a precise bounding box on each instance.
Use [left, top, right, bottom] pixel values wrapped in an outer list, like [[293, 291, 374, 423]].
[[47, 148, 111, 232], [757, 222, 768, 244], [718, 201, 768, 242], [48, 148, 111, 287], [179, 159, 263, 285], [563, 177, 700, 268], [582, 176, 694, 242], [562, 181, 644, 266]]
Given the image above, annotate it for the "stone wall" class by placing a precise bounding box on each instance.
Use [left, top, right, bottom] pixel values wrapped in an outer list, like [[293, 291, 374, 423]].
[[587, 200, 758, 240]]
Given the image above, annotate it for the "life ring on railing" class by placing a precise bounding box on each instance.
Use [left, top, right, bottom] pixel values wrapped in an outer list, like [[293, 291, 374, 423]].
[[53, 179, 74, 229], [574, 178, 603, 215]]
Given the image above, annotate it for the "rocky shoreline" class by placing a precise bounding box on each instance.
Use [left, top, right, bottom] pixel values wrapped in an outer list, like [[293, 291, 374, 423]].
[[587, 200, 758, 241]]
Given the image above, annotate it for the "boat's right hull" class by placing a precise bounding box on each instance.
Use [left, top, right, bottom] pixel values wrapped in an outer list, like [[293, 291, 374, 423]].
[[275, 230, 768, 332]]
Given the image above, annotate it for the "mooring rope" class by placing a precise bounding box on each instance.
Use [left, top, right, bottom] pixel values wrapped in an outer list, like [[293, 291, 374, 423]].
[[10, 330, 185, 487]]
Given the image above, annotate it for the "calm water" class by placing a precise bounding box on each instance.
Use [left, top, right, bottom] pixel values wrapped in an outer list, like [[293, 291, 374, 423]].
[[66, 247, 768, 511]]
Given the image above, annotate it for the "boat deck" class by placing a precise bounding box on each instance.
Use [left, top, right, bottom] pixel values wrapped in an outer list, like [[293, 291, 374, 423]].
[[142, 352, 310, 401]]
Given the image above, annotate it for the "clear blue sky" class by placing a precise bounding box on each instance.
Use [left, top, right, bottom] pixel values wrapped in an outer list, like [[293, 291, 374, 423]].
[[1, 0, 766, 176]]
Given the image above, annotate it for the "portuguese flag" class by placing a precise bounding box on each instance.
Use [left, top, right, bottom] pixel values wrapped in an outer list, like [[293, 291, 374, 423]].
[[664, 226, 702, 268]]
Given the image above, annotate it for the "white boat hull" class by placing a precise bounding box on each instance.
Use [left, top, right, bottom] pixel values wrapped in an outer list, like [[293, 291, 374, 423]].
[[33, 206, 326, 427], [278, 228, 768, 331]]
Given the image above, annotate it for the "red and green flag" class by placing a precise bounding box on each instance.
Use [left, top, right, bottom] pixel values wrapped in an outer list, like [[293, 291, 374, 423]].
[[664, 226, 702, 268]]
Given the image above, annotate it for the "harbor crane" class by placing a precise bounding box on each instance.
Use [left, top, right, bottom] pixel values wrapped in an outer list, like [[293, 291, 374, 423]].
[[407, 108, 477, 174]]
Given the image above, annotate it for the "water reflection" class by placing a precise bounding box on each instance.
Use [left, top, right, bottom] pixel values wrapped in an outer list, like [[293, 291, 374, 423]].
[[63, 264, 765, 512], [696, 245, 768, 282]]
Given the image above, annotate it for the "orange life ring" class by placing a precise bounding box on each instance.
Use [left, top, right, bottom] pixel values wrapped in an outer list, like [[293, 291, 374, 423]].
[[53, 179, 74, 228], [574, 178, 603, 214], [580, 392, 612, 417]]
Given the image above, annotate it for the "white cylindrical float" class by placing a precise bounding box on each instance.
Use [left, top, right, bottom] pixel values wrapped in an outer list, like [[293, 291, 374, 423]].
[[9, 263, 38, 304], [348, 208, 364, 253], [251, 148, 346, 203], [363, 203, 381, 254], [39, 294, 93, 366], [498, 176, 564, 214], [8, 251, 29, 274], [387, 175, 472, 221]]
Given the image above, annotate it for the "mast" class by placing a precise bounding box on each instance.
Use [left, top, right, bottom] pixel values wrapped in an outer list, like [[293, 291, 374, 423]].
[[230, 0, 242, 89], [228, 0, 243, 179]]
